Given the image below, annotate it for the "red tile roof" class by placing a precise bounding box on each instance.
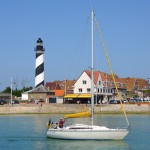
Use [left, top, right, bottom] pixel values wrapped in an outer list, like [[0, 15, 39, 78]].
[[119, 77, 149, 91], [45, 71, 149, 93], [85, 70, 104, 84], [45, 80, 76, 91], [45, 82, 62, 90]]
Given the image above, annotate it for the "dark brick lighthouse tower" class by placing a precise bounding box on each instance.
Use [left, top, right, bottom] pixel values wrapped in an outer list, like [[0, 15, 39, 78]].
[[35, 38, 45, 87]]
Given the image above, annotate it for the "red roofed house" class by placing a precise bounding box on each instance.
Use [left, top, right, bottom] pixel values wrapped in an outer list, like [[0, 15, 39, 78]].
[[64, 70, 128, 104], [45, 80, 75, 103], [65, 70, 115, 104]]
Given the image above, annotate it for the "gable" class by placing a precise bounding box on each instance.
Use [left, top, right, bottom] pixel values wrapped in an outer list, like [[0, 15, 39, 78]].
[[74, 71, 91, 86]]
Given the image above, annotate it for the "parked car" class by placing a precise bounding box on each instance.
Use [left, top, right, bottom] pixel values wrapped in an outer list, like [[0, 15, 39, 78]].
[[143, 98, 150, 102], [122, 100, 128, 103], [134, 98, 143, 102], [128, 99, 136, 103], [12, 100, 20, 104], [109, 99, 126, 104], [109, 100, 117, 104], [0, 100, 7, 105]]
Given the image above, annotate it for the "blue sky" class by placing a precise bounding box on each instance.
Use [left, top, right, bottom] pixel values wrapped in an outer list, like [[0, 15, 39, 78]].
[[0, 0, 150, 91]]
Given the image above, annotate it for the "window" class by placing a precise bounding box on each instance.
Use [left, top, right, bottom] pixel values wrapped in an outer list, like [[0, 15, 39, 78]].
[[87, 88, 90, 92], [103, 88, 105, 93], [106, 89, 108, 93], [79, 88, 82, 92], [100, 88, 102, 93], [99, 81, 101, 85], [83, 80, 87, 84]]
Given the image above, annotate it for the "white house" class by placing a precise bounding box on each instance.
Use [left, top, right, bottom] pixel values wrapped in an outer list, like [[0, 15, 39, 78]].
[[64, 70, 113, 104], [74, 70, 92, 94], [74, 70, 113, 103], [21, 92, 28, 100]]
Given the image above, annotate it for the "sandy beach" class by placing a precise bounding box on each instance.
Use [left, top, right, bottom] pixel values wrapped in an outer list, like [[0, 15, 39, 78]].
[[0, 103, 150, 114]]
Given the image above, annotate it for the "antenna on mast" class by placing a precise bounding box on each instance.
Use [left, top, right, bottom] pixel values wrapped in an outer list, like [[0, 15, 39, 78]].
[[90, 0, 94, 11]]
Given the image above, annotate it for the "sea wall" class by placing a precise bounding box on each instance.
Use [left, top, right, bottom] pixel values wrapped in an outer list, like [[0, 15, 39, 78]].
[[0, 103, 150, 114]]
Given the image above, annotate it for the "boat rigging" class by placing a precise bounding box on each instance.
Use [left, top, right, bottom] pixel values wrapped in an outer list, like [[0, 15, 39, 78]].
[[46, 7, 130, 140]]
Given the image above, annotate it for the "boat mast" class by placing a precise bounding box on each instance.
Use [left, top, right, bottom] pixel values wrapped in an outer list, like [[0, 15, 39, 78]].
[[91, 9, 94, 126]]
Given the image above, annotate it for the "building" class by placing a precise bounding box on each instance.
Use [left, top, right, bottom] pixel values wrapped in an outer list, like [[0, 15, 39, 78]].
[[24, 85, 55, 103], [119, 77, 150, 99], [0, 93, 15, 101], [45, 80, 75, 103], [52, 90, 65, 103], [64, 70, 125, 104]]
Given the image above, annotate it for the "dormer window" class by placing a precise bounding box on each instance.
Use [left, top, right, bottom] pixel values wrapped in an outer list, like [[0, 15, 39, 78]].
[[83, 80, 87, 84]]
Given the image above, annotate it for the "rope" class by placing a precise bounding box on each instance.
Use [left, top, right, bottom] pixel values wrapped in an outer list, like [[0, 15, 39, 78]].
[[95, 17, 129, 126], [65, 15, 90, 80]]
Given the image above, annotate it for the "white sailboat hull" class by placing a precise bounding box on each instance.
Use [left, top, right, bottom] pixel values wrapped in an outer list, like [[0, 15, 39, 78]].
[[46, 124, 129, 140]]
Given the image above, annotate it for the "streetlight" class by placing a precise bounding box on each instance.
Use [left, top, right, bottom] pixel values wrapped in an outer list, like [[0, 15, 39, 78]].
[[10, 77, 16, 105], [11, 77, 13, 105]]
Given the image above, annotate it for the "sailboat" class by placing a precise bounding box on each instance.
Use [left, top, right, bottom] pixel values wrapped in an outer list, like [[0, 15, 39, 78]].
[[46, 9, 130, 140]]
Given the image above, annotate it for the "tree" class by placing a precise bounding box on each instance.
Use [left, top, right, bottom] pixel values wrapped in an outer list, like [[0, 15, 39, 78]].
[[2, 87, 11, 93], [2, 86, 33, 98]]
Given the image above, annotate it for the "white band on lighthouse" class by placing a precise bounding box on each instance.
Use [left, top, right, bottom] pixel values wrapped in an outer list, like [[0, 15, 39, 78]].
[[35, 72, 44, 87], [35, 54, 44, 68]]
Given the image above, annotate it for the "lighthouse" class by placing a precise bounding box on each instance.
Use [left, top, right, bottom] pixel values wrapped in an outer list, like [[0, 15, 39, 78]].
[[35, 38, 45, 87]]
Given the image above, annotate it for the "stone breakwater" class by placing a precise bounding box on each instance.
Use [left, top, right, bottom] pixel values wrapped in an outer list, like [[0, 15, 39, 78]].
[[0, 103, 150, 114]]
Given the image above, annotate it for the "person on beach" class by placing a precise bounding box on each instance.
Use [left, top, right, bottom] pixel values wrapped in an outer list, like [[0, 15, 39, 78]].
[[59, 118, 65, 128]]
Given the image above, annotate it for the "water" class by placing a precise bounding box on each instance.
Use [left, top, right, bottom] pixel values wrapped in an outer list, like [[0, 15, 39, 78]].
[[0, 114, 149, 150]]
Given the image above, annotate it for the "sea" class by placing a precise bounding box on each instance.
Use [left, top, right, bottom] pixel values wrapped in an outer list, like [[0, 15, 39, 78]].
[[0, 114, 149, 150]]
